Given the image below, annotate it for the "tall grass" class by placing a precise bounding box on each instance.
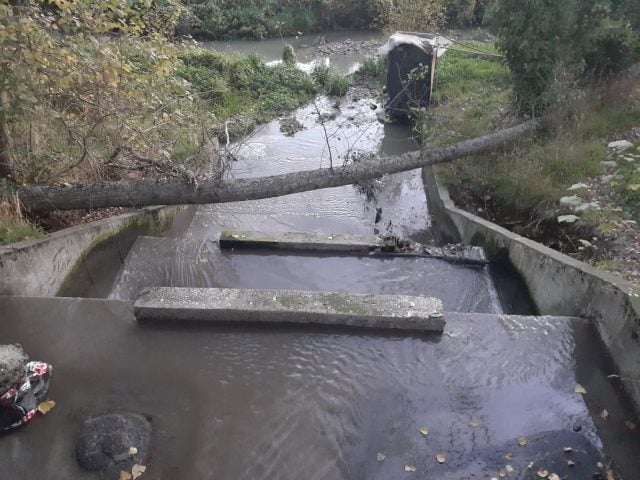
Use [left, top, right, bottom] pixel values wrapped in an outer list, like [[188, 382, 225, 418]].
[[0, 196, 44, 245]]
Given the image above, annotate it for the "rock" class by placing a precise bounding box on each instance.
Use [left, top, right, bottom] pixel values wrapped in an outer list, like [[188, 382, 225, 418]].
[[0, 344, 28, 395], [76, 412, 152, 479], [607, 140, 634, 151]]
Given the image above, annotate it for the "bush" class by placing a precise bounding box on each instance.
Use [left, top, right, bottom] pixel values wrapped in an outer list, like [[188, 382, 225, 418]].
[[282, 44, 297, 67]]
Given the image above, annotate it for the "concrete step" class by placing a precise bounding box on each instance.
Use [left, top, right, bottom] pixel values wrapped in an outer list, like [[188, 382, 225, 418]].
[[134, 287, 445, 333], [219, 230, 488, 265]]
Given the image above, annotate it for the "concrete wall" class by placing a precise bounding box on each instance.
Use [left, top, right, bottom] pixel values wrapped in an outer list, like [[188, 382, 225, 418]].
[[423, 166, 640, 412], [0, 206, 183, 297]]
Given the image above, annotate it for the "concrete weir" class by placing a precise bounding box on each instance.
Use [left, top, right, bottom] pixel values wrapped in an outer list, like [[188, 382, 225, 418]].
[[134, 287, 446, 332]]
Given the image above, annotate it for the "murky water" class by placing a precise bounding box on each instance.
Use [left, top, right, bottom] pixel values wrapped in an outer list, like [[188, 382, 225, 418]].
[[10, 31, 639, 479]]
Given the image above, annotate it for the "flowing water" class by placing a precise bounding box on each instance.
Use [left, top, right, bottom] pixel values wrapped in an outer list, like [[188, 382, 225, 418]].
[[3, 31, 639, 480]]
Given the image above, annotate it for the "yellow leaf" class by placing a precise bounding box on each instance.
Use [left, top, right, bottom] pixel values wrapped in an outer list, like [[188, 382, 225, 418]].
[[436, 452, 446, 464], [504, 452, 513, 460], [37, 400, 56, 415], [129, 447, 138, 456], [132, 464, 146, 479], [119, 472, 132, 480], [517, 436, 527, 446], [537, 469, 549, 478], [628, 184, 640, 191], [404, 465, 416, 472], [575, 384, 587, 394], [548, 474, 560, 480], [607, 470, 615, 480], [419, 426, 429, 436]]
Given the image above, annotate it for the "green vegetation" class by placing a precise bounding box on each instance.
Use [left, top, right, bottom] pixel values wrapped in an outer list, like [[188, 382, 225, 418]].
[[179, 0, 490, 40], [356, 57, 388, 85], [489, 0, 640, 114], [429, 43, 640, 252], [0, 199, 44, 245], [0, 0, 351, 243]]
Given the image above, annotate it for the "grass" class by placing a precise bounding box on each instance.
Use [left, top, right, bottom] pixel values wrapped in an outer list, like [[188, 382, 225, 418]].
[[356, 57, 387, 85], [427, 43, 640, 226], [311, 63, 351, 96], [0, 199, 44, 245]]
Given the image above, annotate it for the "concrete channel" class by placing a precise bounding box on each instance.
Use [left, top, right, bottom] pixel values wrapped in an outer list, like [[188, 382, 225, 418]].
[[1, 35, 640, 479]]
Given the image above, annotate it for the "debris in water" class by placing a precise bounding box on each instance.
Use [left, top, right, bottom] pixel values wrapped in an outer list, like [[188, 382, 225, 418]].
[[548, 474, 560, 480], [404, 464, 416, 472], [436, 452, 446, 464], [1, 359, 52, 432], [120, 471, 133, 480], [563, 447, 573, 453], [517, 436, 528, 446], [600, 409, 610, 420], [132, 464, 147, 479], [625, 420, 637, 431], [37, 400, 55, 415], [504, 452, 513, 460], [129, 447, 138, 456], [567, 460, 576, 467], [505, 464, 514, 473], [469, 419, 481, 428], [574, 384, 587, 394], [376, 452, 385, 461], [419, 426, 429, 436], [536, 468, 549, 478]]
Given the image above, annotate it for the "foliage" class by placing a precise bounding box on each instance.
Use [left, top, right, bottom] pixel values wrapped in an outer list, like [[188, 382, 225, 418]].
[[488, 0, 640, 115], [0, 198, 44, 245], [444, 0, 489, 26], [431, 46, 640, 249], [310, 63, 350, 96], [179, 48, 319, 117], [282, 44, 297, 67], [356, 57, 387, 85], [384, 0, 445, 33]]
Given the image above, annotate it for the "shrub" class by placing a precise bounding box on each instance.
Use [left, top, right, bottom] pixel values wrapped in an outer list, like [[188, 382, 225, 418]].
[[282, 44, 297, 67]]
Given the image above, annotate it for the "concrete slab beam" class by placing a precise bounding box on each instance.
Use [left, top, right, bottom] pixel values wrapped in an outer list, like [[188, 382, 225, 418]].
[[219, 230, 488, 265], [134, 287, 446, 333]]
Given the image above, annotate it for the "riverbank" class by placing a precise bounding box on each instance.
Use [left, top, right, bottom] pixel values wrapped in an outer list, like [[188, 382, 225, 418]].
[[426, 41, 640, 285]]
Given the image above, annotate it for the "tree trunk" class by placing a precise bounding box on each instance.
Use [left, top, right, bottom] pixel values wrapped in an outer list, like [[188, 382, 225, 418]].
[[1, 119, 543, 212]]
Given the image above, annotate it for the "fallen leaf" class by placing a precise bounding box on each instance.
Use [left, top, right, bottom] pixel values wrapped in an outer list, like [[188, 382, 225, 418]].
[[436, 452, 446, 464], [537, 469, 549, 478], [132, 465, 146, 479], [37, 400, 56, 415], [419, 426, 429, 436], [527, 462, 534, 469], [404, 465, 416, 472], [607, 470, 615, 480], [376, 452, 385, 461], [129, 447, 138, 456], [575, 384, 587, 394], [563, 447, 573, 453], [598, 462, 605, 469], [119, 472, 132, 480], [506, 464, 514, 473], [517, 436, 528, 446], [600, 409, 610, 420], [625, 420, 637, 431], [469, 419, 481, 428], [504, 452, 514, 460], [567, 460, 576, 467], [548, 474, 560, 480], [498, 469, 506, 478]]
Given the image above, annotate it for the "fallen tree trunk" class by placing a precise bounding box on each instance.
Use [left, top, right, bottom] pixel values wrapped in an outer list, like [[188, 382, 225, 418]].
[[1, 118, 543, 211]]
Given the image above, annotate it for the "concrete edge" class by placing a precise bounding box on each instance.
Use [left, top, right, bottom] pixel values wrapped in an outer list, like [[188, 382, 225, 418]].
[[423, 165, 640, 414], [0, 206, 184, 297]]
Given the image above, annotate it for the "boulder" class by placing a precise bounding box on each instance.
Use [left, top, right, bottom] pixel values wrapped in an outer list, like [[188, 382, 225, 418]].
[[0, 344, 28, 395], [76, 412, 152, 479]]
